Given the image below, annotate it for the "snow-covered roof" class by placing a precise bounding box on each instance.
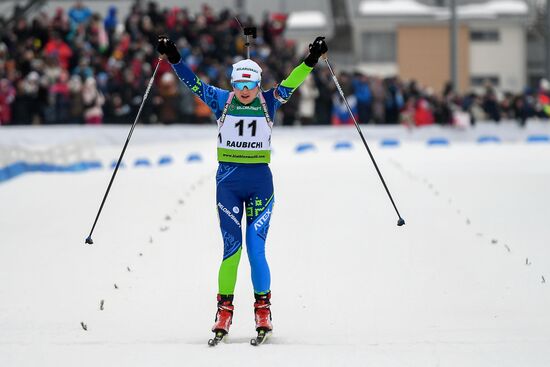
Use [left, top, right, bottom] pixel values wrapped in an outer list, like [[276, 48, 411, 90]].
[[458, 1, 528, 18], [359, 0, 528, 19], [359, 0, 441, 16], [286, 11, 327, 29]]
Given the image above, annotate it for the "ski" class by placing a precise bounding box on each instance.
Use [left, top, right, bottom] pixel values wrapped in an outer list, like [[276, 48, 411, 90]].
[[250, 329, 271, 346], [208, 331, 226, 347]]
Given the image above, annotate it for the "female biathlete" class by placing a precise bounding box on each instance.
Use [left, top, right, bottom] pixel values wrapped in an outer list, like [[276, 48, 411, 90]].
[[157, 35, 328, 343]]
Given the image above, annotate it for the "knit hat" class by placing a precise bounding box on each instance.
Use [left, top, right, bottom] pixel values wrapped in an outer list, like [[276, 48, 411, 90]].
[[231, 59, 262, 83]]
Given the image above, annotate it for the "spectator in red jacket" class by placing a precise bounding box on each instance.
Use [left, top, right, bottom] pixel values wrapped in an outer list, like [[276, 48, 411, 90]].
[[537, 78, 550, 117], [0, 79, 16, 124], [48, 70, 70, 123], [43, 32, 73, 70], [414, 97, 435, 126]]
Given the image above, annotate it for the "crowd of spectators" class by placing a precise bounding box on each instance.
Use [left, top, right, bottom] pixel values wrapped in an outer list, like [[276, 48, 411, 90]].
[[1, 0, 550, 127]]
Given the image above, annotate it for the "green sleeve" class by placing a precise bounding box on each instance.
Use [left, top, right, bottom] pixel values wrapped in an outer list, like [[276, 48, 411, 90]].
[[280, 62, 314, 90]]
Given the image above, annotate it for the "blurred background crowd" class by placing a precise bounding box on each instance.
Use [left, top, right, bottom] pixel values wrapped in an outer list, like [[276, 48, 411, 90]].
[[1, 0, 550, 127]]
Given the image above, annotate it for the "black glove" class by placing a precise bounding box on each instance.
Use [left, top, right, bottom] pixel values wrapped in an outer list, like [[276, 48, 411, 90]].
[[304, 36, 328, 67], [157, 36, 181, 64]]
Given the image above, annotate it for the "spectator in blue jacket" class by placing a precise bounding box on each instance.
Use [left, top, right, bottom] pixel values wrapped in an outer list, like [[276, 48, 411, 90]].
[[68, 1, 92, 28], [352, 73, 372, 124]]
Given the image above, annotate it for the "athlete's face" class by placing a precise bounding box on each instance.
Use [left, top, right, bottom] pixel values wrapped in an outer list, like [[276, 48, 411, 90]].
[[233, 84, 260, 105]]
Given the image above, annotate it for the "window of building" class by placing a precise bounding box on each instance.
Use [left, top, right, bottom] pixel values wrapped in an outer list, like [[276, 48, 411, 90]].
[[361, 32, 396, 63], [471, 75, 500, 87], [470, 30, 500, 42]]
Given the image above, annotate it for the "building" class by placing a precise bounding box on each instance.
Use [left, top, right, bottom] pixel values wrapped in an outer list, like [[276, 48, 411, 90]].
[[284, 0, 531, 93], [347, 0, 530, 93]]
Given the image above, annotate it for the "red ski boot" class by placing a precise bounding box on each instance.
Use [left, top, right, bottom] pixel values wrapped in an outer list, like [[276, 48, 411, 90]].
[[253, 292, 272, 332], [212, 294, 234, 334]]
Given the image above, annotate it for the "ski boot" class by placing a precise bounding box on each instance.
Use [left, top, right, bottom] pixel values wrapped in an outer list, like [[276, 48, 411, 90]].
[[209, 294, 234, 346], [254, 292, 272, 331], [251, 292, 272, 345]]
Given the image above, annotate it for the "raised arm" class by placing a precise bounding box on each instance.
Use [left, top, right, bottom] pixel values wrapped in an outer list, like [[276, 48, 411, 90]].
[[275, 62, 313, 102], [274, 37, 328, 103], [157, 36, 228, 118]]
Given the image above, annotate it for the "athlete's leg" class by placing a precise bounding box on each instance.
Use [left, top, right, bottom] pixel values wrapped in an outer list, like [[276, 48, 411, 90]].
[[245, 165, 274, 295], [216, 164, 245, 295]]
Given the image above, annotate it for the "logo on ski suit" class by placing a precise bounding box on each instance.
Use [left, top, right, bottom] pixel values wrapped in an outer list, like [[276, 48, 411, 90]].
[[254, 209, 271, 231], [218, 202, 241, 228]]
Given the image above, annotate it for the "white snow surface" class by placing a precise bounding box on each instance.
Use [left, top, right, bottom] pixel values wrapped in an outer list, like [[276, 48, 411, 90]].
[[1, 126, 550, 366]]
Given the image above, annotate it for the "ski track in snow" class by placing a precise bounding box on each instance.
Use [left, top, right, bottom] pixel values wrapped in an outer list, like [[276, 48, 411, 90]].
[[1, 132, 549, 366]]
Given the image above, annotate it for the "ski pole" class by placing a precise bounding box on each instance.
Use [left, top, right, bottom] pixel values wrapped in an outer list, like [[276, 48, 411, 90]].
[[322, 55, 405, 227], [85, 58, 163, 244]]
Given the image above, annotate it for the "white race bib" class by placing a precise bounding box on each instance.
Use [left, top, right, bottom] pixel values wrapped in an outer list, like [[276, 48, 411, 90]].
[[217, 93, 273, 164]]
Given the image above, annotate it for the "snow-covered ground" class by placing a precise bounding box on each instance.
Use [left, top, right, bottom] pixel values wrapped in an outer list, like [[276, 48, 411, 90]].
[[1, 125, 549, 366]]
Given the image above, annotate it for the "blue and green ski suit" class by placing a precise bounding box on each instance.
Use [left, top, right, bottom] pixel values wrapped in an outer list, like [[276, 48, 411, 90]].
[[171, 59, 312, 295]]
